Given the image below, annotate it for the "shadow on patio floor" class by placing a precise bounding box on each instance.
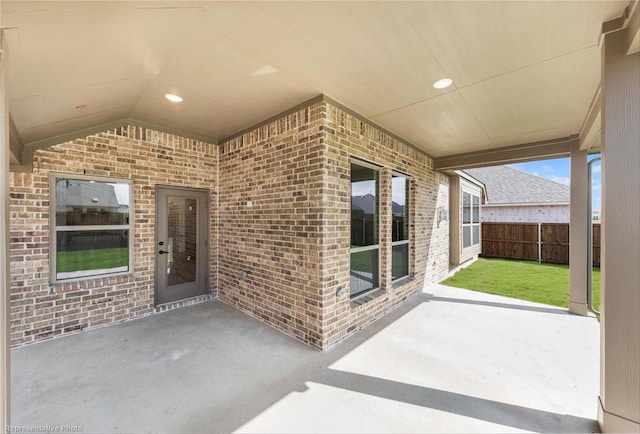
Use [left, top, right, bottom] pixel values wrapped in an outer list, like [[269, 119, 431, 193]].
[[11, 284, 601, 433]]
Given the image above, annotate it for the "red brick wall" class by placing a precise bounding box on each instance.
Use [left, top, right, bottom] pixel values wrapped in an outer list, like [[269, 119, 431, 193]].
[[9, 126, 218, 346]]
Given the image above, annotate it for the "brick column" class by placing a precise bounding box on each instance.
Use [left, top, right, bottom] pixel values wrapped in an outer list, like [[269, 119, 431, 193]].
[[379, 168, 392, 290]]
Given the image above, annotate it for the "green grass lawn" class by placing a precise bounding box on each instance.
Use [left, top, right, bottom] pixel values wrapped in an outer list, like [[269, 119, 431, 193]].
[[442, 258, 600, 310], [57, 247, 128, 272]]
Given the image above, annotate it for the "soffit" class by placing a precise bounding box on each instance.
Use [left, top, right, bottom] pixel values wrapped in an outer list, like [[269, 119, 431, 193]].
[[1, 1, 628, 158]]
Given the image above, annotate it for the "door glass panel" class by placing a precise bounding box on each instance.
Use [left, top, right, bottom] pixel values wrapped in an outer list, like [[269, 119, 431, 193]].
[[167, 196, 198, 287]]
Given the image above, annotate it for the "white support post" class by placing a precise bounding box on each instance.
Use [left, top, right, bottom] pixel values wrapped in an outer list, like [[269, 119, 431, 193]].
[[568, 144, 589, 316], [598, 24, 640, 433], [0, 29, 11, 429]]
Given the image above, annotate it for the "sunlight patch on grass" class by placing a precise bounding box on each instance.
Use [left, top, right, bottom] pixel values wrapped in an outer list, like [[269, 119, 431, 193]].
[[443, 258, 600, 310]]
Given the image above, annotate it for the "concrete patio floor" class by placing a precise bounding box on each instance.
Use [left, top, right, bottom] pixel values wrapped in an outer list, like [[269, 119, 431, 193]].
[[11, 284, 600, 433]]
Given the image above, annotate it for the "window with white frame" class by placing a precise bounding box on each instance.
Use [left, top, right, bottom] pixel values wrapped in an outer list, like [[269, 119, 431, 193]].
[[350, 160, 380, 297], [462, 190, 480, 249], [50, 173, 133, 282], [391, 172, 410, 281]]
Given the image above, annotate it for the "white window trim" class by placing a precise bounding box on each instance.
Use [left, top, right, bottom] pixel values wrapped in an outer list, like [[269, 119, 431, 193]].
[[49, 172, 134, 284], [461, 187, 481, 251]]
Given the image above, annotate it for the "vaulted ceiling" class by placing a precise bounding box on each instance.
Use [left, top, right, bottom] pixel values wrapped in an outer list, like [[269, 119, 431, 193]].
[[2, 1, 628, 163]]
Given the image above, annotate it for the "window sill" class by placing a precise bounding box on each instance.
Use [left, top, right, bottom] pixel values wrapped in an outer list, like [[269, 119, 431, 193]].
[[50, 271, 134, 287], [392, 275, 414, 289], [350, 288, 386, 308]]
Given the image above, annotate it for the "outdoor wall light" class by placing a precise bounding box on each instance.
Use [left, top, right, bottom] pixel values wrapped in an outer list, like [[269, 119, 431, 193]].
[[438, 207, 449, 223], [336, 286, 347, 298], [432, 78, 453, 89], [164, 93, 184, 103]]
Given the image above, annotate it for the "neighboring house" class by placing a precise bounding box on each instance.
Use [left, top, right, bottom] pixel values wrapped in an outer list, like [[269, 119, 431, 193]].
[[464, 166, 570, 223]]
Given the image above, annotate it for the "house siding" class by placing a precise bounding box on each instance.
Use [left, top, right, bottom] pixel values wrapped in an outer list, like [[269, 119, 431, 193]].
[[482, 204, 570, 223], [449, 176, 483, 266], [9, 127, 218, 347]]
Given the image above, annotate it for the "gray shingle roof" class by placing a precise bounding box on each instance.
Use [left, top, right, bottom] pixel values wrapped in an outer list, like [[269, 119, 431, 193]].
[[463, 166, 570, 205]]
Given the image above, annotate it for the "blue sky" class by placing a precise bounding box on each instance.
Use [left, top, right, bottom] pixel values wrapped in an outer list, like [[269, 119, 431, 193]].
[[508, 155, 601, 210]]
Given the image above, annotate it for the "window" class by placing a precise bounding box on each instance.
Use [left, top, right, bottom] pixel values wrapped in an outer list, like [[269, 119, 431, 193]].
[[51, 173, 133, 282], [350, 161, 379, 297], [392, 173, 409, 281], [462, 190, 480, 249]]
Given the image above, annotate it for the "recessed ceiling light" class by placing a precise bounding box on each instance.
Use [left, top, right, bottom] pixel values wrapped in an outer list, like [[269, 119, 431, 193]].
[[432, 78, 453, 89], [164, 93, 183, 103]]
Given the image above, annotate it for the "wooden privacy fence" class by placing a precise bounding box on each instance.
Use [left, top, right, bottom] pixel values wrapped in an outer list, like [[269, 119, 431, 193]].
[[481, 222, 601, 266]]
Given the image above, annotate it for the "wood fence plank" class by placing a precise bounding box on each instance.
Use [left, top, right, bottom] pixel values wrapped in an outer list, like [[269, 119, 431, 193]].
[[481, 222, 601, 266]]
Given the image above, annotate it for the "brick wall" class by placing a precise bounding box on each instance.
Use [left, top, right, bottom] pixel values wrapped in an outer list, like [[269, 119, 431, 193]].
[[218, 100, 450, 350], [218, 103, 326, 348], [9, 126, 218, 346], [320, 102, 450, 348], [10, 98, 450, 350]]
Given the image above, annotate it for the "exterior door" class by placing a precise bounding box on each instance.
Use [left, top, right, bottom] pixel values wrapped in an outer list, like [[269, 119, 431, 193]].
[[156, 186, 209, 305]]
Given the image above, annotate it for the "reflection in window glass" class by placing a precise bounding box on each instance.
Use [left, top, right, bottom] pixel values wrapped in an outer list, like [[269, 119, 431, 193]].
[[392, 173, 410, 281], [463, 226, 471, 248], [53, 175, 132, 281], [350, 249, 379, 296], [56, 230, 129, 279], [472, 195, 480, 223], [392, 175, 408, 242], [351, 164, 379, 247], [463, 192, 471, 224], [351, 161, 380, 297], [392, 244, 409, 280], [473, 225, 480, 245], [55, 180, 130, 226]]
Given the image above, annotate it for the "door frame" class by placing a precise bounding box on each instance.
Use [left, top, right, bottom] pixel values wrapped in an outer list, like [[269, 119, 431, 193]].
[[154, 185, 210, 306]]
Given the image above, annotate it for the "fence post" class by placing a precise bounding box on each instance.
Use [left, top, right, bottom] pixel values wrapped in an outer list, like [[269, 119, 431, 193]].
[[537, 223, 542, 263]]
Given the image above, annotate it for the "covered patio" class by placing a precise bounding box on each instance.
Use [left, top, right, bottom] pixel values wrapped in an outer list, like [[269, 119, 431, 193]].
[[12, 284, 600, 433], [1, 1, 638, 431]]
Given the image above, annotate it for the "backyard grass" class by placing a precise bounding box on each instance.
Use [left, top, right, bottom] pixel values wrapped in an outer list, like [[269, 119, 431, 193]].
[[442, 258, 600, 310], [57, 247, 128, 272]]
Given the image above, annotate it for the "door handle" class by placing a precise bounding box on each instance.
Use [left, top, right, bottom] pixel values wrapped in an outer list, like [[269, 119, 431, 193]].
[[158, 250, 169, 255]]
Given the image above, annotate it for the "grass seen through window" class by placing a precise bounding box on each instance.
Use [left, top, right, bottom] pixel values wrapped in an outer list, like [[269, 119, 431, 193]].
[[57, 247, 128, 273]]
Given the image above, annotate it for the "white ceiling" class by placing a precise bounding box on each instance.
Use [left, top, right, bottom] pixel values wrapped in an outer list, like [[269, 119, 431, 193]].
[[2, 1, 627, 158]]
